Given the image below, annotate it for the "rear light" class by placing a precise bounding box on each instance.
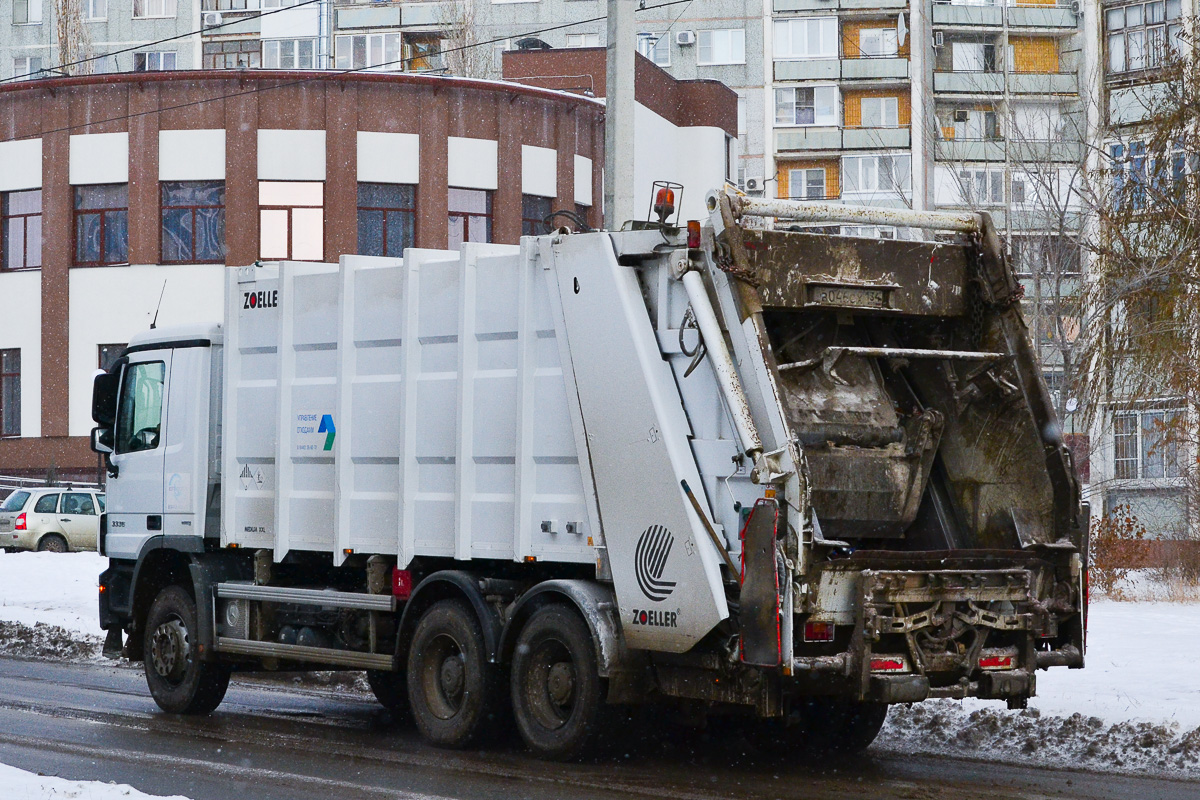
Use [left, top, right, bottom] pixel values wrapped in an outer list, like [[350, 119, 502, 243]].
[[392, 569, 413, 600], [869, 655, 910, 673], [979, 655, 1014, 669], [803, 621, 835, 642], [14, 513, 25, 531], [686, 220, 701, 248]]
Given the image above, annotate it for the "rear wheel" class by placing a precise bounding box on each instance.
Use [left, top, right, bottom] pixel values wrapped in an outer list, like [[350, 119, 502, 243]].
[[37, 534, 67, 553], [510, 605, 606, 761], [144, 586, 230, 714], [406, 599, 497, 748]]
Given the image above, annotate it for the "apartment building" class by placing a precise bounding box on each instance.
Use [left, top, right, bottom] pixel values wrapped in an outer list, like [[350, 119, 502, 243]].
[[1086, 0, 1195, 537], [3, 1, 201, 80]]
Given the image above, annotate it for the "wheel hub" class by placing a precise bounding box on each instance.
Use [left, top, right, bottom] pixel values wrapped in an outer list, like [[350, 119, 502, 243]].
[[149, 619, 188, 681], [547, 661, 575, 707], [439, 654, 465, 702]]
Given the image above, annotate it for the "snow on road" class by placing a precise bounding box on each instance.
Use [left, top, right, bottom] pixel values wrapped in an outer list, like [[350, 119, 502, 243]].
[[1, 551, 1199, 777], [0, 763, 189, 800]]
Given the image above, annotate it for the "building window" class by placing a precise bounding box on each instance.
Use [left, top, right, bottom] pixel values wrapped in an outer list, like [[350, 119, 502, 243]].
[[947, 108, 1000, 140], [774, 18, 837, 60], [522, 194, 553, 237], [134, 52, 177, 71], [842, 154, 911, 196], [262, 39, 316, 69], [775, 86, 838, 127], [405, 34, 444, 72], [98, 344, 126, 372], [565, 33, 600, 48], [1114, 409, 1182, 480], [952, 42, 1001, 72], [335, 34, 400, 70], [13, 57, 43, 80], [697, 29, 745, 65], [1106, 0, 1184, 73], [75, 184, 129, 267], [260, 181, 323, 261], [203, 40, 261, 69], [957, 168, 1006, 205], [788, 168, 826, 200], [261, 0, 303, 7], [14, 0, 43, 24], [858, 28, 898, 58], [86, 0, 107, 19], [0, 349, 18, 438], [448, 188, 493, 250], [3, 190, 41, 271], [357, 183, 415, 258], [637, 33, 670, 67], [162, 181, 225, 264], [133, 0, 177, 17], [861, 97, 899, 128]]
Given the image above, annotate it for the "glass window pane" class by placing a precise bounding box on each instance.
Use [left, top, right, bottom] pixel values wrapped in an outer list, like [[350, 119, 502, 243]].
[[104, 210, 128, 263], [291, 207, 323, 260], [448, 188, 488, 214], [77, 213, 101, 263], [385, 210, 413, 256], [1106, 7, 1124, 29], [9, 189, 40, 215], [358, 208, 384, 256], [6, 218, 24, 270], [195, 207, 225, 261], [260, 209, 289, 258], [115, 361, 165, 454], [162, 207, 193, 262]]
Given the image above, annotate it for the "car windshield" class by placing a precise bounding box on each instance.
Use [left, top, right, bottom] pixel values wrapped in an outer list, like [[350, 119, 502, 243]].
[[0, 491, 30, 511]]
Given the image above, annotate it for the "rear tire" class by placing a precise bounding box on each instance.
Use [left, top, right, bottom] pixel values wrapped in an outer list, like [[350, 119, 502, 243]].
[[144, 586, 230, 715], [37, 534, 68, 553], [366, 669, 407, 716], [510, 604, 606, 761], [406, 599, 498, 748]]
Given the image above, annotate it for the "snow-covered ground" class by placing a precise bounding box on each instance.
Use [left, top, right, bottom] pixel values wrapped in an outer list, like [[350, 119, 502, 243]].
[[0, 762, 188, 800], [1, 551, 1199, 778]]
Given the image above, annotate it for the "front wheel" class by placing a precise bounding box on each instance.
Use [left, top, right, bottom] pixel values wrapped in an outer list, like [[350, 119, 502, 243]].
[[144, 586, 230, 714], [510, 605, 606, 761]]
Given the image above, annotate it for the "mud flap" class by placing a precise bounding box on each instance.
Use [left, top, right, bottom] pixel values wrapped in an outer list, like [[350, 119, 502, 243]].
[[739, 499, 781, 667]]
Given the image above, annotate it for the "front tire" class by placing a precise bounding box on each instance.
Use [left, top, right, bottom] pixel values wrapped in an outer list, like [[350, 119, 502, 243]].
[[406, 599, 498, 747], [510, 605, 606, 761], [144, 586, 230, 714]]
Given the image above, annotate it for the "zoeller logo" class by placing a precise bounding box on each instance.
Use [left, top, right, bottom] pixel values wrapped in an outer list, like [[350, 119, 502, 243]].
[[634, 525, 677, 602]]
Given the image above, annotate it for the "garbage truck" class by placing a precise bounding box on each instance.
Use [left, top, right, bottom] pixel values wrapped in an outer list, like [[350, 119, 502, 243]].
[[91, 189, 1087, 760]]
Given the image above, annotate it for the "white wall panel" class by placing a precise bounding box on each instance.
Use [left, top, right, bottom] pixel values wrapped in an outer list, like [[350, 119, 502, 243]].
[[68, 265, 225, 436], [357, 131, 420, 184], [447, 137, 497, 190], [0, 139, 42, 191], [258, 129, 327, 181], [521, 145, 557, 198], [69, 133, 128, 185], [261, 3, 321, 38], [0, 271, 42, 438], [574, 155, 592, 207], [160, 129, 226, 181]]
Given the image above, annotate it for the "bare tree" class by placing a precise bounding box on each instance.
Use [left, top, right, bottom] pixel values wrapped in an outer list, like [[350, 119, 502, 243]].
[[55, 0, 94, 76], [438, 2, 493, 80]]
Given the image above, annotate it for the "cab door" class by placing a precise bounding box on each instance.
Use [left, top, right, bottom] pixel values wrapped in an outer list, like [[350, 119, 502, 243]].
[[106, 353, 171, 560]]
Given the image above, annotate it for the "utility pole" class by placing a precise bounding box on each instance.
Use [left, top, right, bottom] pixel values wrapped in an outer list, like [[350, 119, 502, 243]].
[[55, 0, 93, 75], [604, 0, 636, 230]]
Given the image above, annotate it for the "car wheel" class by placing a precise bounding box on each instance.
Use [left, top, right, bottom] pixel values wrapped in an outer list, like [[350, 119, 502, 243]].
[[406, 599, 499, 748], [144, 586, 231, 715], [510, 604, 607, 761], [37, 534, 68, 554]]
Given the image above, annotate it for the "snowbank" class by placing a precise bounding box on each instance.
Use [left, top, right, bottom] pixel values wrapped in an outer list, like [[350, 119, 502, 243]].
[[0, 551, 106, 635], [0, 762, 190, 800]]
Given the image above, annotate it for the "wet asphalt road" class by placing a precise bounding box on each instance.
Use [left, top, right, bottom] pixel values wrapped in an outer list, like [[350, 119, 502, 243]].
[[0, 657, 1196, 800]]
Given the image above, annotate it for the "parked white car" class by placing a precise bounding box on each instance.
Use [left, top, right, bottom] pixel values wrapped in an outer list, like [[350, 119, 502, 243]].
[[0, 488, 105, 552]]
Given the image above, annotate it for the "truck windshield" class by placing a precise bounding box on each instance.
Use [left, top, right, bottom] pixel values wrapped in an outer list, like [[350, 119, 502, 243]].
[[0, 491, 29, 511]]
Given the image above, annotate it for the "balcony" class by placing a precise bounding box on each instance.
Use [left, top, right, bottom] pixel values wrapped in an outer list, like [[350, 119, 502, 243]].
[[775, 0, 907, 10], [932, 70, 1005, 93], [930, 1, 1077, 29], [775, 58, 909, 82], [776, 127, 911, 152], [936, 138, 1006, 161], [1008, 138, 1085, 162], [1010, 71, 1077, 94]]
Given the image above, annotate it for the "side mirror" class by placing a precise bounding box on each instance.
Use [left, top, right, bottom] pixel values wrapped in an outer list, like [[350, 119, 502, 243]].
[[90, 427, 113, 455], [92, 372, 120, 427]]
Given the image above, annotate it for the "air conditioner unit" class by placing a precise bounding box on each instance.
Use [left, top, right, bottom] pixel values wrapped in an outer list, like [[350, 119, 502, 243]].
[[203, 11, 223, 28], [676, 31, 696, 46], [933, 31, 944, 47], [745, 176, 764, 193], [954, 109, 969, 122]]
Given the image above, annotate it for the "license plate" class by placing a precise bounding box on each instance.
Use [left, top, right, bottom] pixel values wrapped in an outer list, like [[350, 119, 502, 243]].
[[0, 521, 11, 533], [808, 284, 887, 309]]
